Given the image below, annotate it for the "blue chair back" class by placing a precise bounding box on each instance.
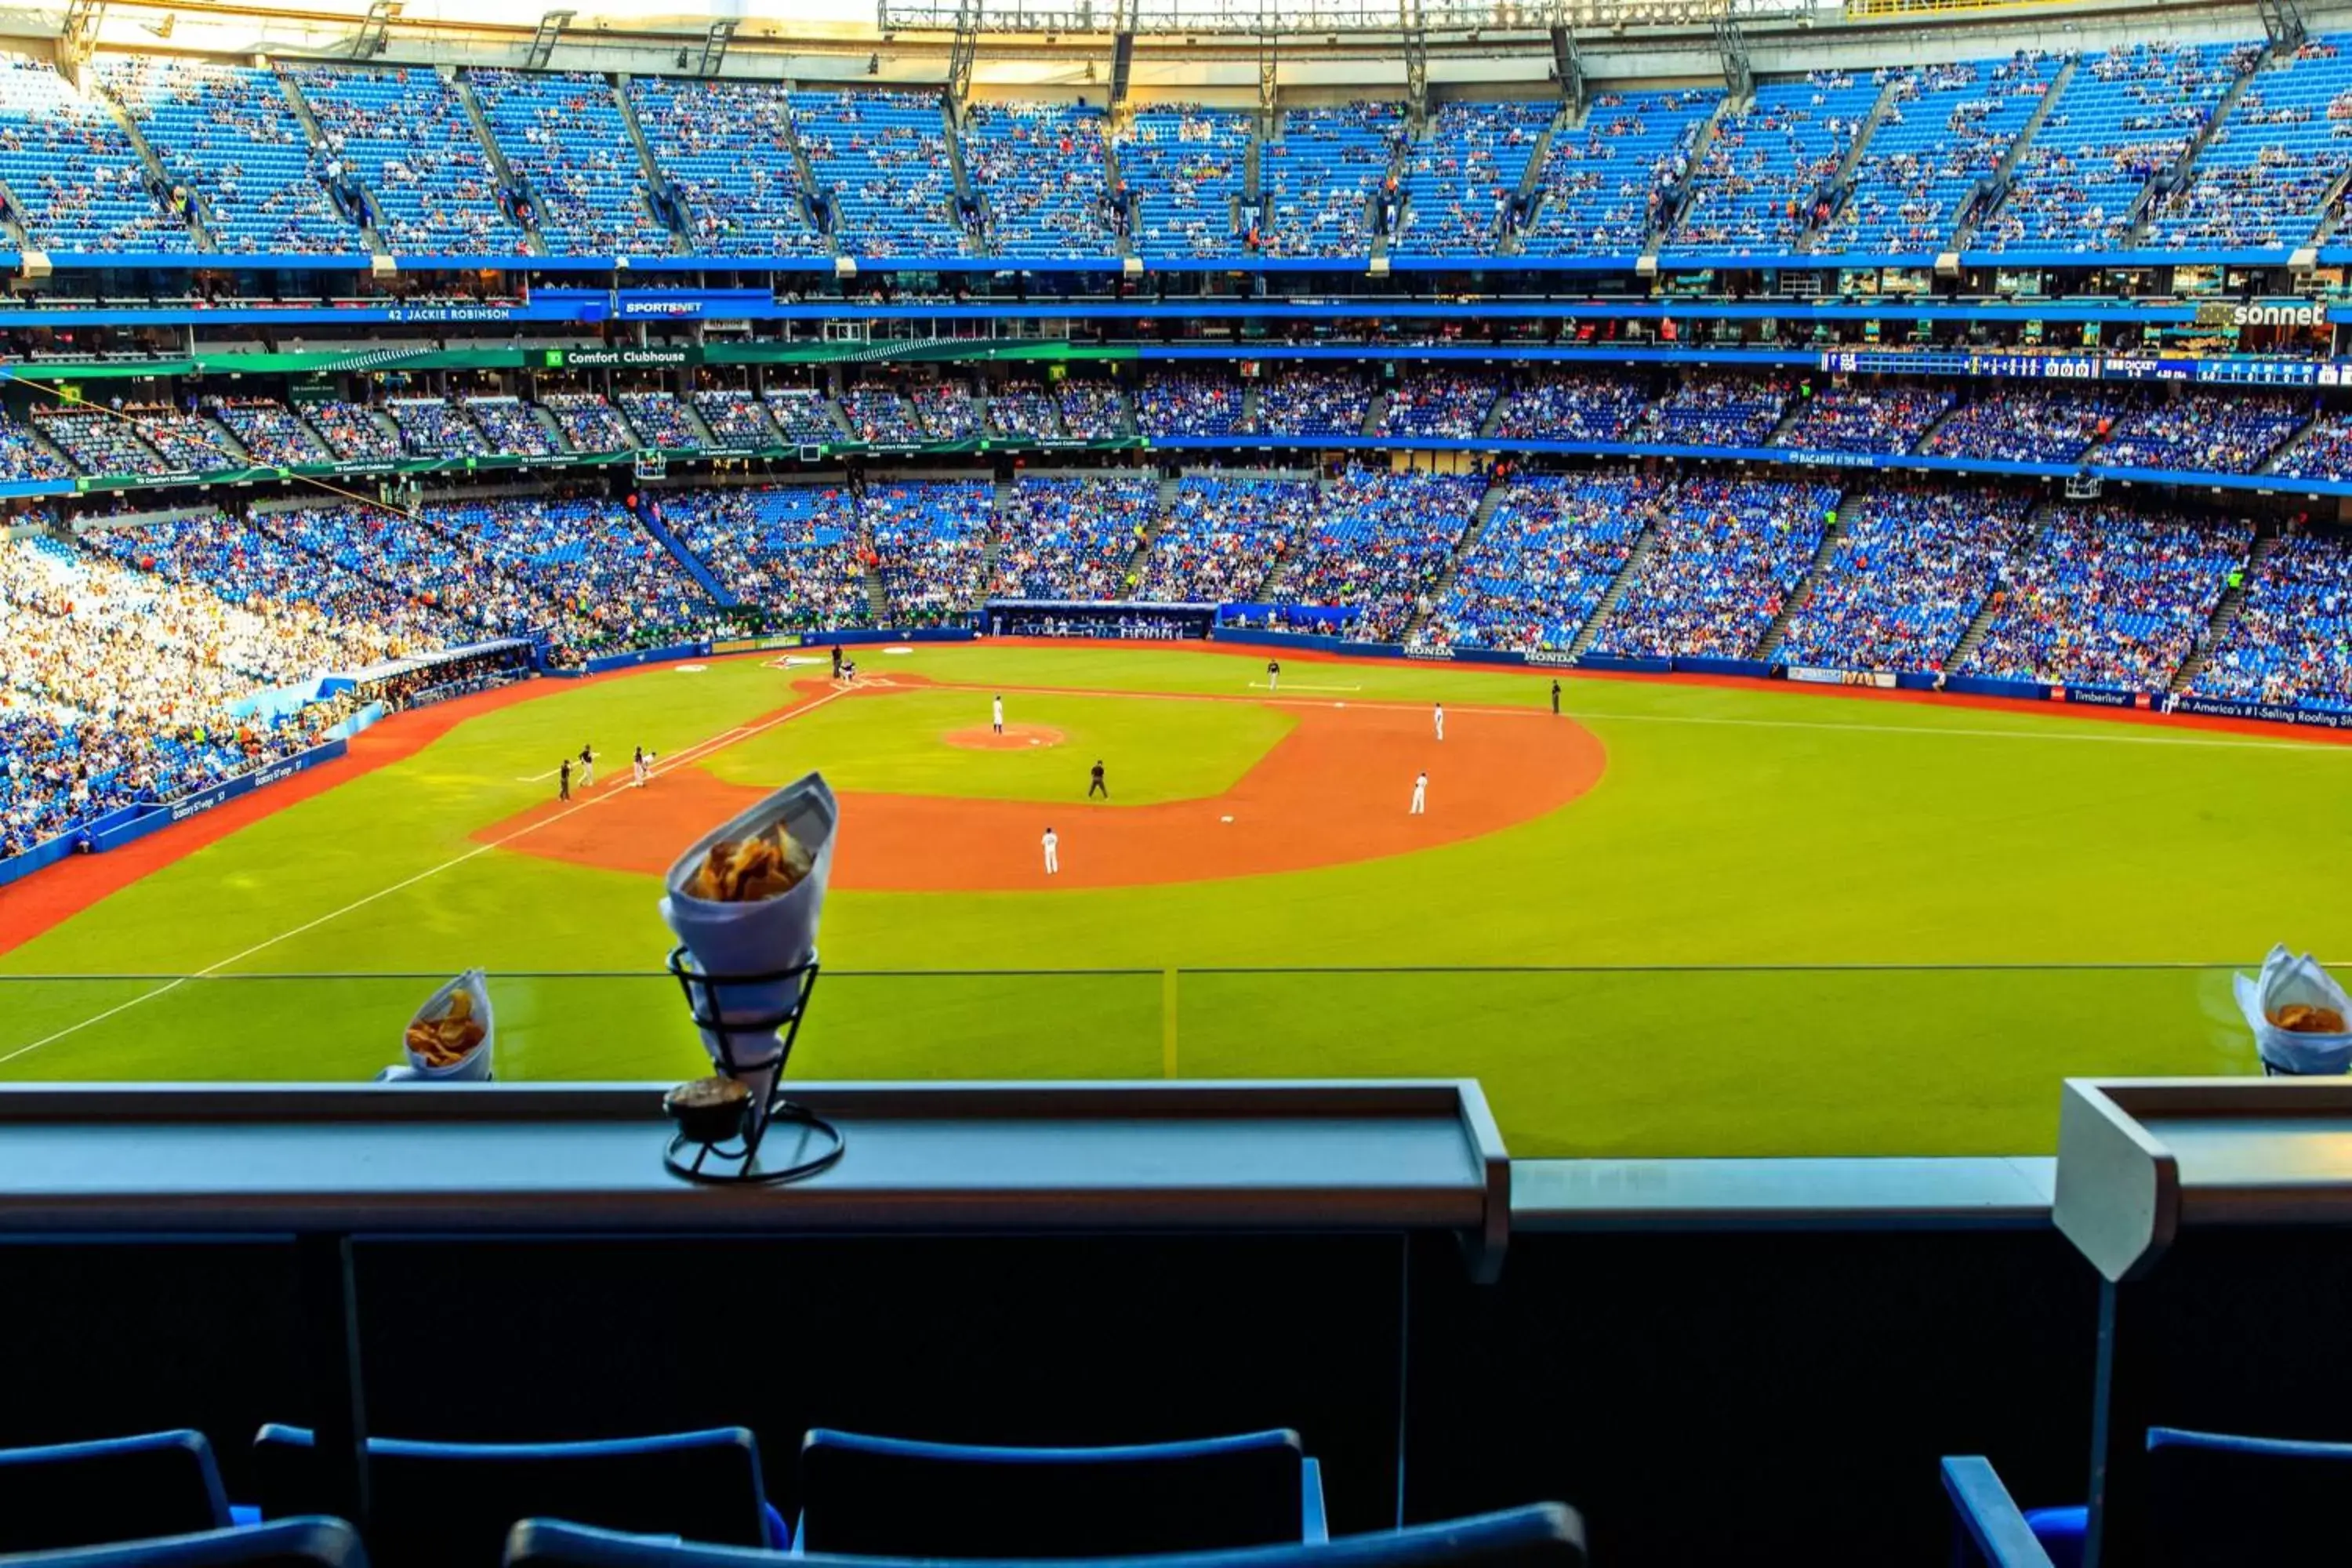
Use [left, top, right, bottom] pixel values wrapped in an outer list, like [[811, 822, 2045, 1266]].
[[0, 1431, 230, 1553], [0, 1519, 365, 1568], [794, 1428, 1311, 1557], [249, 1425, 775, 1568], [506, 1504, 1587, 1568], [2144, 1425, 2352, 1567]]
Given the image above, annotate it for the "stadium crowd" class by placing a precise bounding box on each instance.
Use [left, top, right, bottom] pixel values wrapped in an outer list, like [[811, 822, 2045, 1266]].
[[1276, 468, 1483, 641], [1962, 505, 2254, 689], [1138, 473, 1314, 603], [2189, 531, 2352, 707], [1774, 485, 2037, 672], [1592, 477, 1837, 659], [1421, 470, 1662, 652], [994, 473, 1156, 599]]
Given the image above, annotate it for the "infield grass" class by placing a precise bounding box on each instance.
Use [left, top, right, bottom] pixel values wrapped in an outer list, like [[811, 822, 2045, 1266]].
[[2, 642, 2346, 1157]]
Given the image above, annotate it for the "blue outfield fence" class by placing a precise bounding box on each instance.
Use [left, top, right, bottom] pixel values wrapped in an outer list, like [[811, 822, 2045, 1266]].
[[0, 739, 363, 886]]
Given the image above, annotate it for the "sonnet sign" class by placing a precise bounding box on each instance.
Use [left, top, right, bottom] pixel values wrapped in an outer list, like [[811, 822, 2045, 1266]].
[[2191, 301, 2328, 329]]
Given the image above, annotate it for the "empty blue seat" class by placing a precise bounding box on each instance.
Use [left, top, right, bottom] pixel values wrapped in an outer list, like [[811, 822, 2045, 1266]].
[[249, 1425, 783, 1568], [506, 1504, 1585, 1568], [793, 1428, 1323, 1558], [1, 1523, 367, 1568], [0, 1519, 366, 1568], [1947, 1427, 2352, 1568], [0, 1431, 231, 1554]]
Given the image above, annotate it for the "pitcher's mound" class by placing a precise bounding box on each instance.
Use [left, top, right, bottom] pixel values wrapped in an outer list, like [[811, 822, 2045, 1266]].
[[945, 724, 1066, 751]]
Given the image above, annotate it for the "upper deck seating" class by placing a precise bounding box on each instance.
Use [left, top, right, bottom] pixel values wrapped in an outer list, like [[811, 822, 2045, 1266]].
[[1817, 55, 2054, 256], [1978, 42, 2252, 253], [1668, 72, 1881, 255], [964, 100, 1115, 259], [289, 64, 523, 255], [1394, 100, 1555, 256], [2148, 36, 2352, 249], [1113, 105, 1249, 259], [1520, 89, 1721, 255], [98, 58, 353, 255], [626, 76, 825, 258], [472, 70, 671, 257], [791, 89, 967, 259], [1261, 102, 1405, 259], [0, 56, 193, 254]]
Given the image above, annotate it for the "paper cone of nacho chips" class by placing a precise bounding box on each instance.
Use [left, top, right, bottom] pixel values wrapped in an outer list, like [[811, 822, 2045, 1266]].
[[658, 772, 837, 1123], [2234, 944, 2352, 1077], [380, 967, 495, 1082]]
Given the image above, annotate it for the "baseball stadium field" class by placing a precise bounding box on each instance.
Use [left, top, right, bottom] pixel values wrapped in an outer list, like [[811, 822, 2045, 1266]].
[[2, 639, 2345, 1158]]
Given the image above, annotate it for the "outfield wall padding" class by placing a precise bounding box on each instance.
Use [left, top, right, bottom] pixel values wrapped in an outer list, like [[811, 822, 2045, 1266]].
[[1674, 655, 1773, 679], [86, 740, 349, 855], [2173, 693, 2352, 729], [1942, 674, 2049, 702], [580, 641, 708, 675], [810, 626, 978, 648], [0, 829, 81, 887]]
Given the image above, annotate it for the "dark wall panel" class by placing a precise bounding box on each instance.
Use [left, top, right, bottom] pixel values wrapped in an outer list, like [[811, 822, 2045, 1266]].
[[1403, 1229, 2101, 1566]]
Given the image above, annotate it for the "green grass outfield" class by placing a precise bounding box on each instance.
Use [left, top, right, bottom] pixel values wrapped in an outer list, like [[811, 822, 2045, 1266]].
[[4, 642, 2347, 1159]]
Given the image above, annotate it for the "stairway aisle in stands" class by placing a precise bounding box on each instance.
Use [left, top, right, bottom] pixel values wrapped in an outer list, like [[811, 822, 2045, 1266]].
[[942, 97, 985, 256], [453, 68, 546, 256], [1503, 100, 1574, 252], [2170, 526, 2281, 692], [1565, 516, 1664, 659], [1119, 471, 1179, 590], [1942, 499, 2060, 671], [1755, 493, 1857, 660], [2122, 42, 2267, 249], [609, 73, 688, 253], [275, 64, 383, 255], [1909, 399, 1967, 455], [983, 474, 1013, 590], [2260, 409, 2328, 474], [1405, 472, 1509, 642], [630, 494, 740, 608], [1797, 72, 1904, 252], [93, 78, 211, 252], [1951, 55, 2079, 252]]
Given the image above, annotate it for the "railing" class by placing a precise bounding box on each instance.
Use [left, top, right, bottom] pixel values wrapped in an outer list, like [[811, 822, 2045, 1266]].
[[0, 962, 2274, 1158]]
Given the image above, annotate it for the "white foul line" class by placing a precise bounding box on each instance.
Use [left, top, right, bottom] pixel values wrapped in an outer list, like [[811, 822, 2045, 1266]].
[[0, 692, 848, 1067]]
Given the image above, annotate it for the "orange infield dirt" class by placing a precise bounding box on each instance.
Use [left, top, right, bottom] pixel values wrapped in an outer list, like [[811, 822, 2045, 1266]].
[[480, 679, 1607, 891], [943, 724, 1066, 751]]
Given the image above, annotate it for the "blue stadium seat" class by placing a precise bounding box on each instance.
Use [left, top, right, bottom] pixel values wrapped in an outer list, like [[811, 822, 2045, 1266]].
[[0, 1519, 368, 1568], [1946, 1428, 2352, 1568], [792, 1428, 1323, 1559], [507, 1504, 1585, 1568], [248, 1425, 785, 1568], [0, 1431, 231, 1554]]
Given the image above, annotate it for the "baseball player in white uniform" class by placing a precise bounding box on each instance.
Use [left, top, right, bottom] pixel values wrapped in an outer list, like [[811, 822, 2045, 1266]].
[[1433, 702, 1445, 741], [993, 694, 1005, 735], [579, 744, 594, 787], [1042, 826, 1060, 875], [1410, 771, 1427, 815], [632, 746, 654, 788]]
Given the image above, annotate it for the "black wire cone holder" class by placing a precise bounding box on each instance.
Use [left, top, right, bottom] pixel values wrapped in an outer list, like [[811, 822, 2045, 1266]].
[[663, 946, 844, 1185]]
